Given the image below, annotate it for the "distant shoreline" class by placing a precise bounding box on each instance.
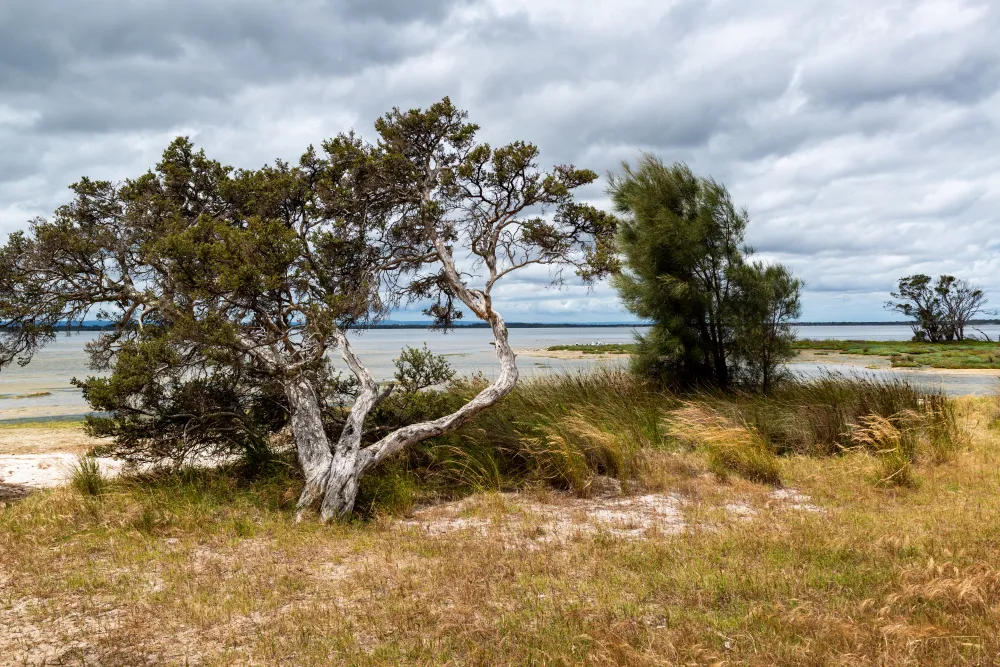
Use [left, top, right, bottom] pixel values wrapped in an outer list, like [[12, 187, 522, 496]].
[[8, 320, 1000, 332]]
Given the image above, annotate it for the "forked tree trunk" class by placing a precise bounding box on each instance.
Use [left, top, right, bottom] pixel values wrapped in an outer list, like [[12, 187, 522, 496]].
[[283, 374, 334, 517], [311, 309, 519, 522]]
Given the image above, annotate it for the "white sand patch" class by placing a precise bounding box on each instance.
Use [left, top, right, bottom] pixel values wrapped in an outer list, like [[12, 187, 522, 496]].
[[0, 453, 123, 488], [769, 488, 824, 512], [403, 486, 826, 544], [402, 491, 687, 543]]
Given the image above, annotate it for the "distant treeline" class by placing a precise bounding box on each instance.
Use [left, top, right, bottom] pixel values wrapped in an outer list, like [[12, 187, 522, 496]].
[[796, 320, 1000, 327]]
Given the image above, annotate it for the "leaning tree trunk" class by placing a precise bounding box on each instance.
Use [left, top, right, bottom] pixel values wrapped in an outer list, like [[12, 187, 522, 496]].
[[317, 330, 381, 522]]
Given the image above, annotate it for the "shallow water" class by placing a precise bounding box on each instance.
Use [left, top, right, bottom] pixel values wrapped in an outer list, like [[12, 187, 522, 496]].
[[2, 324, 998, 420], [0, 327, 643, 420]]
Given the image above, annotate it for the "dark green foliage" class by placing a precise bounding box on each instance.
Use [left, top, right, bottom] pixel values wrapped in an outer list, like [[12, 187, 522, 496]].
[[731, 262, 802, 392], [77, 325, 293, 470], [887, 274, 986, 342], [608, 154, 801, 391]]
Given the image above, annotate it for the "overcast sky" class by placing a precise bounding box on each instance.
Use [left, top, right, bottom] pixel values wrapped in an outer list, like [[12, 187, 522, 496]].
[[2, 0, 998, 323]]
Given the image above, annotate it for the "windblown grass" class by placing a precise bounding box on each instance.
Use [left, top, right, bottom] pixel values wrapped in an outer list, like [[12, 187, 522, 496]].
[[0, 392, 996, 664], [704, 372, 957, 457], [667, 403, 781, 485], [358, 369, 675, 509], [358, 370, 961, 505], [70, 455, 107, 496]]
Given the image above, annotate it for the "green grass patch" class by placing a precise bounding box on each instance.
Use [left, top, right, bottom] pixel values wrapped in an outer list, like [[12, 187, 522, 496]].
[[546, 343, 638, 354], [0, 417, 85, 430], [0, 391, 53, 400], [795, 339, 1000, 369]]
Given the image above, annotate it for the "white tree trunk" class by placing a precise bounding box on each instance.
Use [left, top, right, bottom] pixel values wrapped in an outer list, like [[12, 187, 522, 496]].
[[318, 331, 380, 521], [283, 374, 334, 519], [306, 309, 519, 522]]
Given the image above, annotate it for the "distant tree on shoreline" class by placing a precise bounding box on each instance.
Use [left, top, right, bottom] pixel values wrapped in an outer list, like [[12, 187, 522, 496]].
[[608, 155, 801, 391], [886, 274, 986, 342]]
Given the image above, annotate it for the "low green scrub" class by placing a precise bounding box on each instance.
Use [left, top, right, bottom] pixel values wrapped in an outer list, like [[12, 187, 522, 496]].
[[545, 343, 638, 354], [796, 339, 1000, 368]]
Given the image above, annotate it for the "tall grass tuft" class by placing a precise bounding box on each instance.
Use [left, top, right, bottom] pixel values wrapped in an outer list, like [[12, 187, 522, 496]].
[[667, 404, 781, 485], [397, 368, 677, 501], [71, 455, 106, 496], [850, 412, 920, 487], [358, 369, 964, 511]]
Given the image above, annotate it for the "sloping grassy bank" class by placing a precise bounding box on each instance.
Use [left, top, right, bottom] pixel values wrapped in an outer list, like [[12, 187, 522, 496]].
[[2, 371, 996, 664]]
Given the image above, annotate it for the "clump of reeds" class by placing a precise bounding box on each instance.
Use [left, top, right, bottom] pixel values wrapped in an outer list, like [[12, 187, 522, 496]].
[[707, 372, 960, 459], [849, 412, 920, 487], [666, 403, 781, 485], [359, 369, 965, 513], [70, 455, 106, 496]]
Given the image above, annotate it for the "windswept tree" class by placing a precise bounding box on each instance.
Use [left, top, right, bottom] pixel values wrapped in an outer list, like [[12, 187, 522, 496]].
[[609, 154, 801, 390], [0, 98, 617, 521], [887, 274, 986, 341], [937, 276, 986, 341]]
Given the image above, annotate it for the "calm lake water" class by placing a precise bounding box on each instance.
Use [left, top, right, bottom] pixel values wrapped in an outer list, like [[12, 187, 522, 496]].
[[0, 327, 643, 420], [2, 324, 998, 420]]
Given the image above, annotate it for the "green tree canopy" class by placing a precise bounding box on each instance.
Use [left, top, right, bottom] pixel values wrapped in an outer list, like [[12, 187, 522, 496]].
[[887, 274, 986, 342], [0, 98, 617, 521], [608, 154, 800, 390]]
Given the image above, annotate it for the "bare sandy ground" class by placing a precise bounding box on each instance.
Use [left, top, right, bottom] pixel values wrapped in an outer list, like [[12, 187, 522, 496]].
[[0, 425, 100, 455], [0, 425, 116, 498], [402, 484, 823, 545]]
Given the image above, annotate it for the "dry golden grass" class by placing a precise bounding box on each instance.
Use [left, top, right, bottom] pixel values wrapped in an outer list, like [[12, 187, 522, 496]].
[[667, 403, 782, 485], [1, 396, 999, 665]]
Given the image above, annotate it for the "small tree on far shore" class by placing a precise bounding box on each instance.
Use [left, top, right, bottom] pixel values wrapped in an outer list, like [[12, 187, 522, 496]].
[[887, 274, 986, 341], [937, 276, 986, 341]]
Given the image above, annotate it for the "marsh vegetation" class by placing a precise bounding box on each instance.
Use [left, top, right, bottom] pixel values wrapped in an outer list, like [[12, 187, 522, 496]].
[[2, 369, 995, 664]]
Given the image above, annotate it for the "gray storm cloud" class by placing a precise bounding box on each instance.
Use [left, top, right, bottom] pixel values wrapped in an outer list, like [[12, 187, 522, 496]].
[[1, 0, 997, 322]]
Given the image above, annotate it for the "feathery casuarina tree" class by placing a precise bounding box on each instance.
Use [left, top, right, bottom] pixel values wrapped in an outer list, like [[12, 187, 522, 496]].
[[608, 154, 800, 390], [0, 98, 617, 521]]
